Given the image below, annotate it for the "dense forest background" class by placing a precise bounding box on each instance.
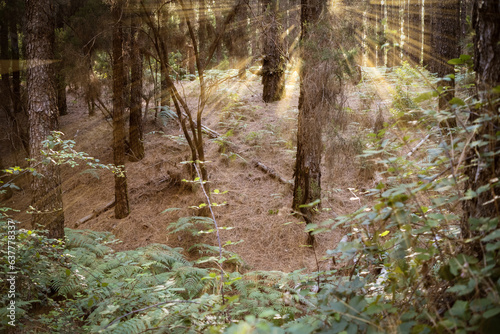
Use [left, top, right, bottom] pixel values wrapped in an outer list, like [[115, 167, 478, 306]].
[[0, 0, 499, 333]]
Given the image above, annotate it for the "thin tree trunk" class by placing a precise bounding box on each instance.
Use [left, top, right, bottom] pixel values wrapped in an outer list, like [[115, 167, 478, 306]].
[[129, 13, 145, 162], [160, 7, 171, 107], [262, 0, 286, 102], [8, 5, 21, 113], [56, 63, 68, 116], [293, 0, 326, 241], [407, 0, 422, 65], [112, 1, 130, 219], [0, 9, 11, 114], [26, 0, 65, 239]]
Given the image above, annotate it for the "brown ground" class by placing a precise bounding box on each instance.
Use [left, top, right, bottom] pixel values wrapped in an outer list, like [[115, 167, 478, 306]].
[[1, 67, 388, 273]]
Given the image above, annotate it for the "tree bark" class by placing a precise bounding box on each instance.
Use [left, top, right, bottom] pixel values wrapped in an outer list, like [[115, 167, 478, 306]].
[[0, 8, 11, 114], [26, 0, 65, 239], [430, 0, 460, 110], [462, 0, 500, 238], [129, 12, 145, 162], [7, 3, 21, 113], [112, 1, 130, 219], [160, 7, 171, 107], [262, 0, 286, 102], [292, 0, 326, 232], [407, 0, 422, 65]]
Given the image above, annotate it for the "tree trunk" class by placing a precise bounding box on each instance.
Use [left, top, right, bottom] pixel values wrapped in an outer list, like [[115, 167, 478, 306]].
[[462, 0, 500, 238], [387, 0, 399, 67], [112, 1, 130, 219], [56, 63, 68, 116], [423, 0, 435, 69], [407, 0, 422, 65], [8, 4, 21, 113], [160, 7, 171, 108], [198, 0, 209, 65], [0, 8, 11, 114], [292, 0, 327, 239], [235, 2, 249, 78], [262, 0, 286, 102], [129, 13, 145, 162], [374, 0, 385, 66], [26, 0, 65, 239], [431, 1, 460, 110]]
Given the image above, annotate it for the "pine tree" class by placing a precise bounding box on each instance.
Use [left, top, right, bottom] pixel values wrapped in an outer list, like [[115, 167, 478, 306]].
[[26, 0, 65, 239], [112, 0, 130, 219], [262, 0, 286, 102]]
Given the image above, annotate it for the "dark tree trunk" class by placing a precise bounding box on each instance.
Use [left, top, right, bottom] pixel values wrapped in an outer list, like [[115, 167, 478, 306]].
[[262, 0, 286, 102], [7, 3, 21, 114], [374, 0, 385, 66], [9, 15, 21, 114], [129, 13, 145, 162], [431, 1, 460, 110], [198, 0, 209, 64], [26, 0, 65, 239], [55, 4, 67, 116], [160, 8, 171, 108], [235, 2, 249, 78], [407, 0, 422, 65], [422, 0, 433, 67], [214, 0, 226, 62], [0, 8, 11, 114], [387, 0, 399, 67], [112, 1, 130, 219], [224, 0, 248, 76], [56, 64, 68, 116], [462, 0, 500, 238], [292, 0, 327, 242]]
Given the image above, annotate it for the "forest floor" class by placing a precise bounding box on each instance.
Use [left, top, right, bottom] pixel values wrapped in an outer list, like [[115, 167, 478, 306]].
[[2, 65, 421, 272]]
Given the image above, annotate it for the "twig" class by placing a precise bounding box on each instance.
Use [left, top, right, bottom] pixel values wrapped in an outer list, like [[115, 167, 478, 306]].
[[407, 133, 431, 157]]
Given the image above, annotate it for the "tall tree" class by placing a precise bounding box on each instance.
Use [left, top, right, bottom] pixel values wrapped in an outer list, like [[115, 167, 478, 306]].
[[407, 0, 422, 65], [55, 3, 68, 116], [112, 0, 130, 219], [0, 6, 11, 114], [462, 0, 500, 238], [429, 0, 461, 110], [129, 10, 145, 161], [26, 0, 65, 239], [159, 6, 171, 107], [8, 0, 22, 113], [262, 0, 286, 102], [292, 0, 327, 243]]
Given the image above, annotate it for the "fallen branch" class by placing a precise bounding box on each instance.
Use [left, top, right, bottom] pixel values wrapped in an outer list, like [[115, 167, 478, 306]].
[[76, 200, 115, 227], [252, 160, 292, 185], [407, 133, 431, 157]]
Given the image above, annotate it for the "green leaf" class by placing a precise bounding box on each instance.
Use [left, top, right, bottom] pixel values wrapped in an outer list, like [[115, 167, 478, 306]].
[[379, 230, 390, 237], [459, 54, 472, 62], [449, 300, 468, 318], [482, 229, 500, 242], [448, 58, 464, 65], [483, 307, 500, 319], [449, 97, 466, 106]]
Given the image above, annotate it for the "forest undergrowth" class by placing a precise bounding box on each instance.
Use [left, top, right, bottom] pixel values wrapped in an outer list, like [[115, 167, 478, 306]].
[[1, 60, 500, 333]]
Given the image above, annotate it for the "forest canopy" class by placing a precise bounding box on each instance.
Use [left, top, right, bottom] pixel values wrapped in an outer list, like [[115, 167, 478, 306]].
[[0, 0, 499, 333]]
